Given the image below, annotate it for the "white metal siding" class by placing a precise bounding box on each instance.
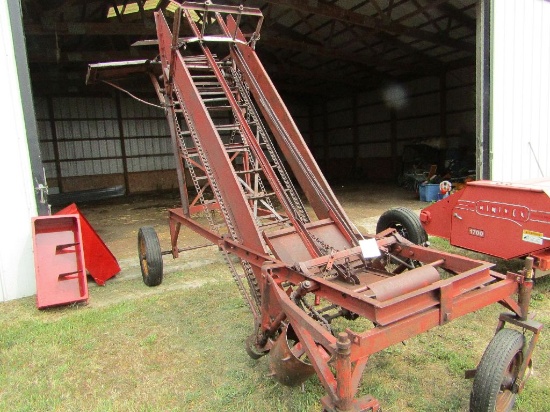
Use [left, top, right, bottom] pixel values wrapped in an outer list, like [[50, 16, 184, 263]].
[[35, 95, 310, 192], [0, 1, 38, 301], [36, 96, 174, 192], [491, 0, 550, 181], [121, 97, 173, 173]]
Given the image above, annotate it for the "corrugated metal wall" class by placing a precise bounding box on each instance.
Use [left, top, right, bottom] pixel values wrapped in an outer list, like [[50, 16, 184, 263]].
[[310, 67, 475, 181], [34, 68, 477, 192], [122, 98, 173, 173], [36, 94, 174, 194], [36, 68, 477, 191], [36, 94, 310, 194], [491, 0, 550, 181]]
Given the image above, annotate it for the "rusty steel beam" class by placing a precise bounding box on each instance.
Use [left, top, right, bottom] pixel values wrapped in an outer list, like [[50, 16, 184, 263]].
[[349, 276, 521, 360], [264, 0, 475, 52], [225, 16, 357, 241], [185, 9, 320, 258]]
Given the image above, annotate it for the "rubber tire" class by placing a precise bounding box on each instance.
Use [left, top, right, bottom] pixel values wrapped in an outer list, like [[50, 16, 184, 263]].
[[138, 226, 163, 287], [376, 207, 427, 245], [470, 329, 525, 412]]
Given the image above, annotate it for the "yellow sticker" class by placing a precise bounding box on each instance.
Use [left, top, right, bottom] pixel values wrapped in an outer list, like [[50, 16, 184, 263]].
[[522, 230, 544, 245]]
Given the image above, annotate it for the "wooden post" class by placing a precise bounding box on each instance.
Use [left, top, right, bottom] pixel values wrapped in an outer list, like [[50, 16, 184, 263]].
[[390, 108, 398, 180], [322, 101, 329, 173], [115, 92, 130, 194], [352, 93, 359, 179]]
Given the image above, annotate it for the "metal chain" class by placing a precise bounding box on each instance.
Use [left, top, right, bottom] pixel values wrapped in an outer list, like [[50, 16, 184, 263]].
[[232, 51, 359, 246], [174, 59, 263, 310], [220, 247, 260, 316], [242, 146, 276, 212], [175, 85, 240, 241], [309, 232, 337, 255], [231, 66, 310, 224], [231, 71, 276, 216], [242, 260, 262, 309], [169, 92, 217, 231], [297, 296, 332, 332]]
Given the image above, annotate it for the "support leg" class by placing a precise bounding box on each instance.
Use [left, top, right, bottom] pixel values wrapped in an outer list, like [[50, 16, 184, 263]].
[[169, 216, 181, 258], [320, 332, 380, 412]]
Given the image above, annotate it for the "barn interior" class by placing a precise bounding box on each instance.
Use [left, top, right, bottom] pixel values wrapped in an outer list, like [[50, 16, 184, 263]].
[[22, 0, 479, 197], [5, 3, 550, 412]]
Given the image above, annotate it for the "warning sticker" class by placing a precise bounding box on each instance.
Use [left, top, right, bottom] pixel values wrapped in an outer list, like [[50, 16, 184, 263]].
[[522, 230, 544, 245]]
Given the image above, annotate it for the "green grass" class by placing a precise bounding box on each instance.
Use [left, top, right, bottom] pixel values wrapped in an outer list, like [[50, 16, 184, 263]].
[[1, 241, 549, 412]]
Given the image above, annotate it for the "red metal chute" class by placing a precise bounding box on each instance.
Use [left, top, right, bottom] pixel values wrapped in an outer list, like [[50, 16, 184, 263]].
[[32, 215, 88, 309], [56, 203, 120, 285]]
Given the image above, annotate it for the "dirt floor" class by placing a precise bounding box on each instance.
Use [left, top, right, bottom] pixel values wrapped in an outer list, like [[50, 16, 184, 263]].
[[72, 182, 426, 290]]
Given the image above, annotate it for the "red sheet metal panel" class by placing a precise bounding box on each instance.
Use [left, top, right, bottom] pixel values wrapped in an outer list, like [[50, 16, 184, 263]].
[[32, 215, 88, 308], [420, 189, 463, 239], [56, 204, 120, 285], [265, 220, 352, 265], [421, 179, 550, 260]]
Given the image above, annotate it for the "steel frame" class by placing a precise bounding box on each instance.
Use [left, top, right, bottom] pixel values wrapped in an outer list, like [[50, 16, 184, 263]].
[[89, 2, 542, 411]]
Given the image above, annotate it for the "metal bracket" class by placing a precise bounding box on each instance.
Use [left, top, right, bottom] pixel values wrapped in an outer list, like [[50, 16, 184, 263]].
[[35, 167, 49, 204], [439, 282, 454, 325]]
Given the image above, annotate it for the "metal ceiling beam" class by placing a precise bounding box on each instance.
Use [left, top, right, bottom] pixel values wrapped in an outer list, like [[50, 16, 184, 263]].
[[267, 22, 324, 45], [375, 31, 443, 68], [263, 0, 474, 52], [437, 3, 476, 30], [276, 2, 445, 73], [24, 22, 156, 36], [26, 28, 437, 74], [267, 63, 380, 89], [260, 33, 441, 75], [406, 0, 445, 33], [28, 49, 153, 63], [395, 0, 449, 24]]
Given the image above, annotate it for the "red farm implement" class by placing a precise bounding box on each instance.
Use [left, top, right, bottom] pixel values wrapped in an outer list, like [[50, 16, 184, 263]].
[[378, 179, 550, 275], [421, 179, 550, 273], [87, 3, 541, 411]]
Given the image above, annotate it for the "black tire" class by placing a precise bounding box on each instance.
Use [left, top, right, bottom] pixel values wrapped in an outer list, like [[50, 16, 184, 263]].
[[376, 207, 427, 245], [137, 226, 163, 287], [470, 329, 525, 412]]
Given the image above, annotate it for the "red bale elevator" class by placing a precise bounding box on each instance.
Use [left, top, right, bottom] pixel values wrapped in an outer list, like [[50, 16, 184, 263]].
[[87, 3, 542, 411]]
